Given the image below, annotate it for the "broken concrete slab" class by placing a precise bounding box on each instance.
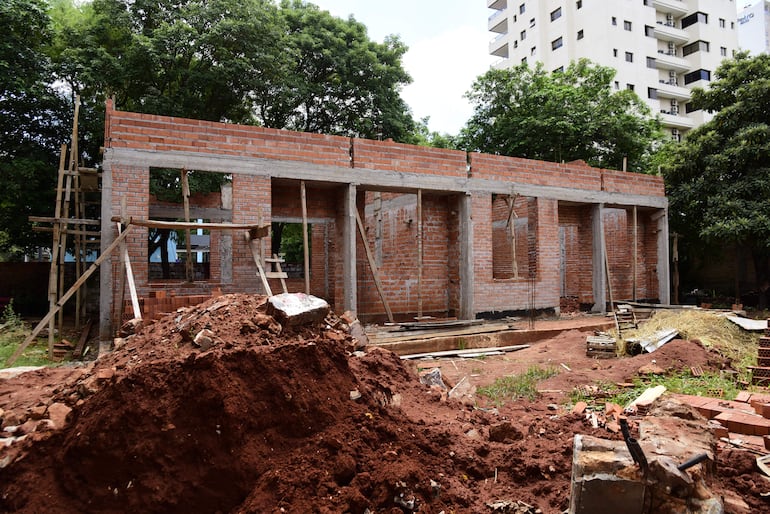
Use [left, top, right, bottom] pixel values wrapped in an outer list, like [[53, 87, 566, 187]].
[[0, 366, 45, 381], [267, 293, 330, 327]]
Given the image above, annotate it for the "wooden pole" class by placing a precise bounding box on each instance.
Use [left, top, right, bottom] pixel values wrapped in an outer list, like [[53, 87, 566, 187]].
[[244, 232, 273, 296], [506, 195, 519, 279], [301, 180, 310, 294], [48, 145, 67, 358], [417, 189, 423, 318], [632, 206, 638, 301], [117, 222, 141, 319], [181, 169, 193, 282], [6, 226, 133, 367], [355, 210, 394, 323], [603, 231, 615, 312]]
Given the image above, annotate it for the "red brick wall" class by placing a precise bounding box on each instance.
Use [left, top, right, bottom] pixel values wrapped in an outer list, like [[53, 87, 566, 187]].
[[104, 102, 666, 321]]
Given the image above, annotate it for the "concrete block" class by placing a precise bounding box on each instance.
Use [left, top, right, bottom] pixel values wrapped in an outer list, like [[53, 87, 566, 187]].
[[267, 293, 330, 327]]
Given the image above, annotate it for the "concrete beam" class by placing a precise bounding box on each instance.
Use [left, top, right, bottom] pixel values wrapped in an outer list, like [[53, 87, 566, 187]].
[[104, 148, 668, 209], [459, 193, 474, 320], [591, 204, 607, 313], [342, 184, 357, 315]]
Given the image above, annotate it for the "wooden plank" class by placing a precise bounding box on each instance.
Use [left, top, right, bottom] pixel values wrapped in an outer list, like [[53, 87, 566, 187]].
[[73, 318, 93, 358], [29, 216, 102, 226], [117, 221, 141, 319], [111, 216, 269, 235], [506, 194, 519, 279], [301, 180, 310, 294], [244, 232, 272, 296], [271, 254, 288, 294], [632, 205, 638, 302], [369, 321, 519, 344], [386, 319, 486, 331], [6, 226, 132, 367], [603, 223, 615, 312], [355, 209, 394, 323], [401, 344, 530, 360]]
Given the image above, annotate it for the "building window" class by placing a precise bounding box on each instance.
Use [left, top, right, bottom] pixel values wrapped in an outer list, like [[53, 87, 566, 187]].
[[645, 25, 655, 37], [521, 30, 527, 40], [671, 129, 681, 142], [627, 84, 635, 91], [646, 56, 656, 68], [513, 40, 518, 49], [522, 56, 527, 64], [514, 14, 518, 22], [720, 46, 727, 56], [685, 102, 699, 113], [552, 37, 563, 50], [576, 0, 582, 8], [554, 66, 564, 73], [624, 20, 632, 31], [731, 21, 735, 29], [682, 11, 708, 29], [625, 51, 633, 62], [683, 40, 710, 56], [719, 18, 726, 28], [648, 87, 658, 99], [577, 29, 584, 40], [684, 69, 711, 84], [614, 81, 620, 90], [530, 18, 535, 27], [531, 46, 536, 56], [612, 16, 617, 26], [520, 3, 525, 14], [613, 48, 618, 57], [551, 7, 562, 21]]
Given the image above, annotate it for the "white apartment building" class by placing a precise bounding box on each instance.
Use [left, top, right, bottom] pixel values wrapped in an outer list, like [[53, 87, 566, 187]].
[[488, 0, 740, 139], [738, 0, 770, 54]]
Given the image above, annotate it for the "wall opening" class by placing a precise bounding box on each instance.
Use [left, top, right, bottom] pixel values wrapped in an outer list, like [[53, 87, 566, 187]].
[[271, 222, 311, 278], [148, 219, 211, 281], [492, 194, 529, 279]]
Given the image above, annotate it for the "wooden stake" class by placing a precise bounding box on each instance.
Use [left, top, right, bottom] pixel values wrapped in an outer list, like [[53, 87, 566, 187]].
[[301, 180, 310, 294], [244, 232, 273, 296], [603, 228, 615, 312], [181, 169, 193, 282], [417, 189, 423, 318], [48, 145, 67, 359], [6, 226, 133, 367], [505, 195, 519, 279], [355, 210, 394, 323], [117, 221, 141, 319]]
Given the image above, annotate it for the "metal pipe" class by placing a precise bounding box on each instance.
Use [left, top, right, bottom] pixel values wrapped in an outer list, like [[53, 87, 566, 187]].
[[677, 453, 709, 471]]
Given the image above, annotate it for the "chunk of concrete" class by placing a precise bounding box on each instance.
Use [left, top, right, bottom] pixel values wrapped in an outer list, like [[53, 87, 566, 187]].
[[267, 293, 330, 327]]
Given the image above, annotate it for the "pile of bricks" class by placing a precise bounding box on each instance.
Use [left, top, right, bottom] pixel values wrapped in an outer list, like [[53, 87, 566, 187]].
[[748, 319, 770, 386], [123, 290, 220, 321], [675, 392, 770, 452]]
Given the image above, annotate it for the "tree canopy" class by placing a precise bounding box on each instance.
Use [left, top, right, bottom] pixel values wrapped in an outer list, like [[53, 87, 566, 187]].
[[660, 52, 770, 305], [0, 0, 70, 257], [458, 59, 662, 172]]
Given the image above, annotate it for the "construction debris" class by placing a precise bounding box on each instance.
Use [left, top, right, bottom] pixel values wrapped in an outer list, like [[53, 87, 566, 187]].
[[266, 292, 330, 326], [626, 328, 679, 354], [585, 333, 616, 358]]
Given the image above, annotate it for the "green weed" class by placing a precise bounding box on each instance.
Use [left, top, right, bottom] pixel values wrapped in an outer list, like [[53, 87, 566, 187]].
[[477, 365, 559, 405]]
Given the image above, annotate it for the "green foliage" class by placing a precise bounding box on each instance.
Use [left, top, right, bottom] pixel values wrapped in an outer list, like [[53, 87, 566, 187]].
[[660, 53, 770, 302], [408, 117, 459, 149], [569, 371, 742, 408], [0, 301, 49, 368], [477, 365, 559, 405], [0, 0, 71, 257], [459, 59, 662, 172]]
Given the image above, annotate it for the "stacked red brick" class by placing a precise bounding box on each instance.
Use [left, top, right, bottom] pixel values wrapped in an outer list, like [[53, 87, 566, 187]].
[[748, 319, 770, 386]]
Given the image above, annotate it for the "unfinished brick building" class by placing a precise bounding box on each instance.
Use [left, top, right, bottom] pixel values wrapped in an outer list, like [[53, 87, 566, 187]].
[[99, 100, 669, 340]]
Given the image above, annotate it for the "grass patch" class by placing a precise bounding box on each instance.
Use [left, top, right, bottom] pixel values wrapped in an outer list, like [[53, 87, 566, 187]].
[[477, 365, 559, 405], [0, 302, 50, 369], [570, 370, 741, 408]]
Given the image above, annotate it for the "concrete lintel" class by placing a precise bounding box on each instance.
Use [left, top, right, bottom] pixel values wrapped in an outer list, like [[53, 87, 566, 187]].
[[104, 148, 667, 209]]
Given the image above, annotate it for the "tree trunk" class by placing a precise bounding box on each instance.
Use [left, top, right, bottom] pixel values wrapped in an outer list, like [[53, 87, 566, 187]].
[[751, 245, 770, 311]]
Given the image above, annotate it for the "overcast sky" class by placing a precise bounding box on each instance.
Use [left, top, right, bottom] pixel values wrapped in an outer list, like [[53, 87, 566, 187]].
[[310, 1, 753, 135], [310, 0, 495, 135]]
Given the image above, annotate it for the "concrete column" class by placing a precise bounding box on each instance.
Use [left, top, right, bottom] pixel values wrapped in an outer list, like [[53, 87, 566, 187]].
[[342, 183, 357, 315], [591, 203, 607, 313], [98, 159, 114, 343], [656, 208, 671, 305], [459, 193, 474, 320], [220, 182, 233, 285]]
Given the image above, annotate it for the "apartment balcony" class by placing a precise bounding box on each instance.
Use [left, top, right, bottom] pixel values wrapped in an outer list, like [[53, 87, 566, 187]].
[[489, 11, 508, 33], [656, 80, 691, 101], [659, 111, 695, 130], [488, 0, 507, 10], [653, 22, 689, 45], [489, 34, 509, 58], [652, 0, 688, 17], [654, 51, 691, 72]]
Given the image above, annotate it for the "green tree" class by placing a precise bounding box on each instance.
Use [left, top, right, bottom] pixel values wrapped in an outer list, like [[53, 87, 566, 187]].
[[661, 52, 770, 307], [458, 59, 661, 172], [0, 0, 70, 258]]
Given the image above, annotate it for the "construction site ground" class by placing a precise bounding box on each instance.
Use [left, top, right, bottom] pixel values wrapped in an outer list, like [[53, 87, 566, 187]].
[[0, 295, 767, 513]]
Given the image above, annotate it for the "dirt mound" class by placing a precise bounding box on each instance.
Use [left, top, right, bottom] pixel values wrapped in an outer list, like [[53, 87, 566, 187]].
[[1, 295, 767, 513]]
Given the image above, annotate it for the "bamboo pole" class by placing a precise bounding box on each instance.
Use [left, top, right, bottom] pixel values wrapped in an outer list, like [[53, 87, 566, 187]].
[[301, 180, 310, 294], [6, 226, 133, 367]]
